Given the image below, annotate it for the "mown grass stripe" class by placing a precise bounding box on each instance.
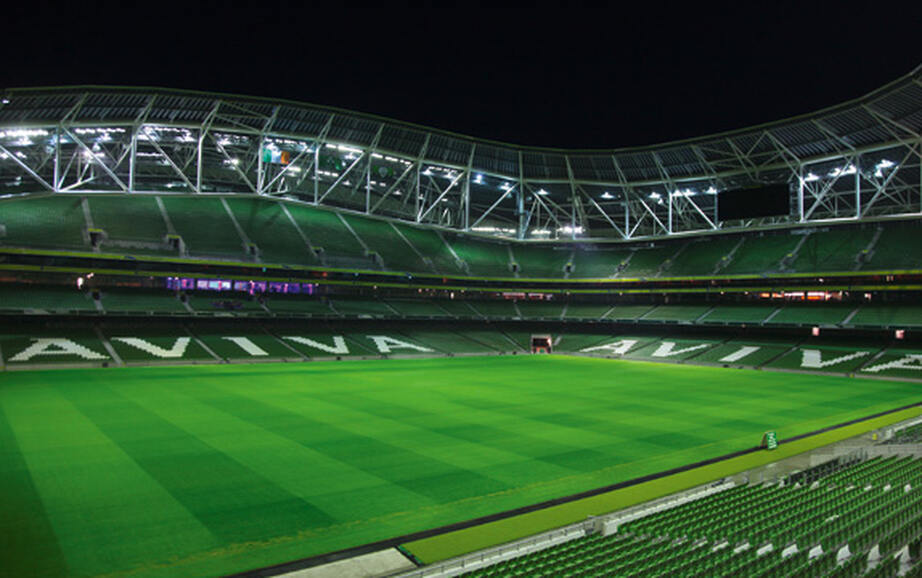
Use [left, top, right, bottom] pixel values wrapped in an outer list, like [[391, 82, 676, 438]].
[[2, 383, 220, 577], [189, 382, 513, 504], [60, 383, 335, 545], [403, 404, 922, 564], [0, 402, 69, 578]]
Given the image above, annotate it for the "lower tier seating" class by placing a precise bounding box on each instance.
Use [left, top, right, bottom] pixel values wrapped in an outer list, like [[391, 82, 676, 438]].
[[461, 455, 922, 578]]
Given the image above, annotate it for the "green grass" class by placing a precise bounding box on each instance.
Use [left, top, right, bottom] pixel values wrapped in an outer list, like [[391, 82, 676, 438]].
[[1, 356, 921, 577]]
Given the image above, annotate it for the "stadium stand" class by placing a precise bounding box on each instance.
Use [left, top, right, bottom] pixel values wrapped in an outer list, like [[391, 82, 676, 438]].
[[515, 300, 565, 319], [395, 330, 497, 354], [460, 455, 922, 578], [99, 288, 188, 314], [692, 340, 793, 366], [224, 198, 319, 265], [791, 227, 878, 273], [284, 203, 373, 269], [720, 231, 802, 276], [699, 305, 779, 324], [0, 195, 88, 250], [766, 343, 881, 373], [191, 327, 300, 360], [568, 247, 631, 279], [641, 305, 714, 323], [455, 330, 526, 352], [385, 298, 453, 317], [866, 220, 922, 271], [847, 305, 922, 328], [511, 244, 572, 278], [87, 195, 175, 255], [329, 297, 396, 317], [766, 304, 858, 327], [468, 300, 520, 319], [563, 303, 614, 320], [160, 196, 246, 258], [618, 245, 678, 278], [604, 304, 656, 321], [667, 236, 742, 277], [103, 328, 215, 362], [625, 337, 719, 360], [0, 284, 98, 313], [261, 295, 336, 316], [436, 300, 484, 318], [340, 213, 428, 272], [447, 235, 513, 277], [391, 223, 467, 275], [1, 193, 921, 282], [186, 291, 266, 315]]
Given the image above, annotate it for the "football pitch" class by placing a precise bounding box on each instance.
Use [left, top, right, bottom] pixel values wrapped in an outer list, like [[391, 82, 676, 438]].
[[2, 356, 921, 577]]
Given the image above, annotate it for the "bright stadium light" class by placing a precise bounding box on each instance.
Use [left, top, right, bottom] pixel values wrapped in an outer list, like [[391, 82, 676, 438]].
[[474, 173, 484, 184], [601, 192, 614, 199], [706, 186, 718, 194], [803, 172, 820, 182], [558, 225, 584, 235], [828, 164, 857, 178], [648, 192, 661, 200], [874, 159, 896, 178], [536, 189, 549, 196]]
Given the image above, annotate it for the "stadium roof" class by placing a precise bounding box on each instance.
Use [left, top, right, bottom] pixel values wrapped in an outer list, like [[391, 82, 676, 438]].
[[2, 64, 921, 240]]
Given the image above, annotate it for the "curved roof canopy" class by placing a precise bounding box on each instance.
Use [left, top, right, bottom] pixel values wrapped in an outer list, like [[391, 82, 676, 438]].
[[1, 65, 920, 240]]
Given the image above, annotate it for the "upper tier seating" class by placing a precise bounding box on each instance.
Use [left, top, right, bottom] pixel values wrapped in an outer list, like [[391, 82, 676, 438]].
[[720, 231, 802, 275], [568, 247, 632, 278], [511, 244, 572, 278], [224, 198, 318, 266], [2, 194, 920, 280], [865, 220, 922, 271], [0, 195, 87, 249], [791, 227, 877, 273], [391, 224, 466, 275], [447, 234, 513, 277], [88, 195, 175, 255], [160, 196, 245, 258], [618, 245, 678, 278], [340, 214, 428, 272], [667, 236, 741, 277], [283, 203, 374, 269]]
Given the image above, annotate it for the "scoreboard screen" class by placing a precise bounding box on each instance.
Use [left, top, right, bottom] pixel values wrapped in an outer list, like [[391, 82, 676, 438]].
[[718, 183, 790, 221]]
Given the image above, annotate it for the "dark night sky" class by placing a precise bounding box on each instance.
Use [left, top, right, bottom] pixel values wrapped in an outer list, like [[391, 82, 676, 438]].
[[4, 2, 920, 149]]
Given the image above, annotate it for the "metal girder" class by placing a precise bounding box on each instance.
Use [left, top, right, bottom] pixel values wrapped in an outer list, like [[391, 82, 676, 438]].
[[1, 75, 921, 240]]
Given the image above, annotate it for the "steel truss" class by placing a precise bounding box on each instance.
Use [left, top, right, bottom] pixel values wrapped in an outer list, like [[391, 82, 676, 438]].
[[1, 67, 921, 241]]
